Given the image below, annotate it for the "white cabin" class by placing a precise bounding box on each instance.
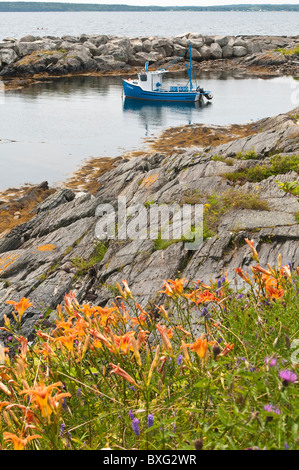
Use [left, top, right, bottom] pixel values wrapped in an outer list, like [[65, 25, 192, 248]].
[[136, 70, 166, 92]]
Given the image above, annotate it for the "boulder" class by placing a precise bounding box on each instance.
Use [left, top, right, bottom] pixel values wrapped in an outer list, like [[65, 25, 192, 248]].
[[0, 48, 18, 65], [142, 40, 153, 53], [234, 38, 247, 47], [189, 39, 204, 50], [186, 47, 201, 62], [233, 46, 248, 57], [210, 42, 222, 59], [199, 45, 211, 60], [222, 45, 233, 59], [203, 36, 214, 45], [131, 39, 143, 52], [81, 41, 99, 56], [214, 36, 229, 47], [19, 35, 41, 42], [16, 40, 57, 57], [88, 35, 109, 47], [129, 51, 162, 66]]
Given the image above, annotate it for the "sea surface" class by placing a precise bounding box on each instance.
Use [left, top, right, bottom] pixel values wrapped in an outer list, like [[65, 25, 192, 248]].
[[0, 72, 297, 190], [0, 11, 298, 40]]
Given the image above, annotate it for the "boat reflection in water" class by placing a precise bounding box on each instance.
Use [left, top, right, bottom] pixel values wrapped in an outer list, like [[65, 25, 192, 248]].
[[123, 97, 211, 135]]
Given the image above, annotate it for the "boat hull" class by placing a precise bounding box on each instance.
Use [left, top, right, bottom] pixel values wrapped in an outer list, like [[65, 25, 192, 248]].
[[122, 79, 201, 102]]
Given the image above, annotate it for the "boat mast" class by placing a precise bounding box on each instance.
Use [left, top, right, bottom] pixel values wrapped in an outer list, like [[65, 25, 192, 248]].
[[188, 44, 193, 91]]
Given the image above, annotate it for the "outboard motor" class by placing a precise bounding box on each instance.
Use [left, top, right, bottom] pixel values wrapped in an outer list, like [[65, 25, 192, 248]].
[[196, 86, 213, 100], [204, 92, 213, 100]]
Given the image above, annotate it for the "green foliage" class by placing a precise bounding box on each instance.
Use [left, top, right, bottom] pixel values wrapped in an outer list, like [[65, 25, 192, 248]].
[[275, 45, 299, 56], [235, 150, 259, 160], [211, 155, 235, 166], [71, 241, 108, 277], [276, 180, 299, 199], [204, 189, 269, 236], [224, 155, 299, 184]]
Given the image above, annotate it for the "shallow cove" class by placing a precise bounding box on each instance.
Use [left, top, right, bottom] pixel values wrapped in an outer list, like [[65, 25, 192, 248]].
[[0, 71, 297, 191]]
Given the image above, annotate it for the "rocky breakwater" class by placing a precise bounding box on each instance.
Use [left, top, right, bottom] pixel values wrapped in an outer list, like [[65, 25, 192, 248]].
[[0, 33, 298, 79], [0, 107, 298, 339]]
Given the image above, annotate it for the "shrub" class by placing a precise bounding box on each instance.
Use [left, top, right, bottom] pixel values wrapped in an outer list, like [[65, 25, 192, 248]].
[[224, 155, 299, 184]]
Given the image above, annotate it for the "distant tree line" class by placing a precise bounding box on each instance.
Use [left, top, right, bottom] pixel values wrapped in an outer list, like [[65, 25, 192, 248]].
[[0, 3, 298, 12]]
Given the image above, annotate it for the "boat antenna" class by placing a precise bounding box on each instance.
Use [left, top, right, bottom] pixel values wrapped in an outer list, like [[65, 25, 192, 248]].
[[188, 44, 193, 90]]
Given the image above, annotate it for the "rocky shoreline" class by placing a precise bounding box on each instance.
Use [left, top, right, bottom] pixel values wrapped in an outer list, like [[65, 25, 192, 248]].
[[0, 105, 298, 339], [0, 33, 298, 85]]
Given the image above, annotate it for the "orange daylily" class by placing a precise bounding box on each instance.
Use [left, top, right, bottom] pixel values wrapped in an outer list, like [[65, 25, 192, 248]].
[[113, 331, 136, 354], [92, 306, 117, 326], [234, 267, 252, 285], [19, 382, 71, 419], [4, 431, 42, 450], [136, 329, 149, 349], [6, 298, 33, 320], [89, 329, 112, 349], [251, 264, 272, 276], [219, 343, 234, 357], [131, 312, 148, 327], [156, 323, 173, 355], [109, 363, 139, 387], [187, 335, 209, 363], [0, 401, 10, 411], [266, 285, 284, 299], [54, 333, 78, 353], [245, 238, 259, 262], [159, 278, 187, 298], [175, 325, 192, 336], [16, 336, 28, 360], [281, 264, 292, 279], [186, 289, 218, 304]]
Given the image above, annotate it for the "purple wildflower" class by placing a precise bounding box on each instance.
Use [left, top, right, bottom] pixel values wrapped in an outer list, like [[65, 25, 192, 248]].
[[201, 307, 210, 319], [62, 398, 67, 411], [7, 336, 12, 341], [279, 370, 297, 384], [265, 356, 277, 367], [264, 404, 281, 415], [284, 442, 289, 450], [177, 354, 183, 366], [237, 293, 244, 299], [147, 414, 154, 428], [60, 422, 65, 437], [76, 388, 82, 399], [132, 418, 140, 436], [129, 409, 134, 420]]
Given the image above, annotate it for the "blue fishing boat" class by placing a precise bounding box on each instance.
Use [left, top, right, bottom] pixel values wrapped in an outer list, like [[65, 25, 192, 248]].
[[122, 45, 213, 103]]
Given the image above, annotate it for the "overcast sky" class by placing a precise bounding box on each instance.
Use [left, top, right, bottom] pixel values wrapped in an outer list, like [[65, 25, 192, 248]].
[[5, 0, 299, 4]]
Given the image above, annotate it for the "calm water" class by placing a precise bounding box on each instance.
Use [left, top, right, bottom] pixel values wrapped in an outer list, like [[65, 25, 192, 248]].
[[0, 11, 298, 39], [0, 72, 297, 190]]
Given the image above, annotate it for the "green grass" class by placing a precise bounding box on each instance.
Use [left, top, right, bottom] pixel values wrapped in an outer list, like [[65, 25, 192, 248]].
[[71, 241, 108, 278], [275, 45, 299, 56], [204, 189, 269, 236], [223, 155, 299, 184]]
